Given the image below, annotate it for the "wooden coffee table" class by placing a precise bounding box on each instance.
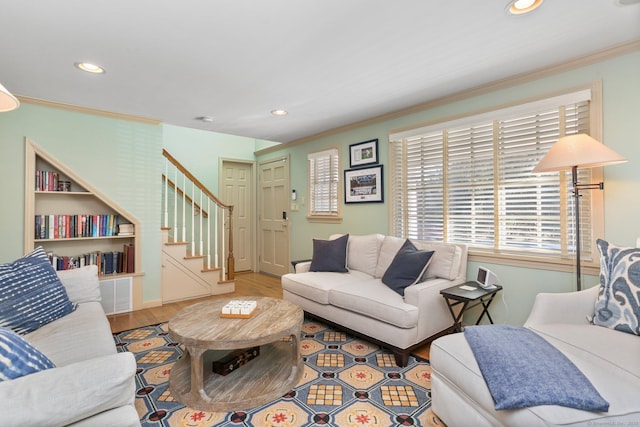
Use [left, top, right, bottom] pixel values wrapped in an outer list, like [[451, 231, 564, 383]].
[[168, 296, 303, 412]]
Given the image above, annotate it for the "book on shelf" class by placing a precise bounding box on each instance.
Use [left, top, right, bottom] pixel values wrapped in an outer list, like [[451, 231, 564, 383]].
[[124, 244, 135, 274], [117, 223, 134, 236], [45, 245, 135, 275], [34, 214, 121, 239], [35, 170, 59, 192]]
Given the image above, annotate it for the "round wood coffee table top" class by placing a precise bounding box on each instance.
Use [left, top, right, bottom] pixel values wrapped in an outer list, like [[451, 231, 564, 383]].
[[169, 296, 303, 350], [167, 296, 304, 411]]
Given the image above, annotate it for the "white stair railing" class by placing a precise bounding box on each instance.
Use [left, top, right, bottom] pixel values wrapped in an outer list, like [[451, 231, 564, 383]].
[[161, 149, 234, 281]]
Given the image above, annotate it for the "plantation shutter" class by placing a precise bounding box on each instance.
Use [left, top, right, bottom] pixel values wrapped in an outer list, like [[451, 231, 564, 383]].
[[447, 123, 495, 246], [390, 90, 593, 261], [496, 101, 590, 255], [308, 148, 340, 216]]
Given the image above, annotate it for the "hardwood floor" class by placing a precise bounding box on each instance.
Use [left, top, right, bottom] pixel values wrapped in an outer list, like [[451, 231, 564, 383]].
[[108, 271, 430, 360]]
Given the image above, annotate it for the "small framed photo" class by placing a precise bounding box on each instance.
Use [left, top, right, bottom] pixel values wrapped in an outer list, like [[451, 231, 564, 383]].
[[349, 138, 379, 168], [344, 165, 384, 204]]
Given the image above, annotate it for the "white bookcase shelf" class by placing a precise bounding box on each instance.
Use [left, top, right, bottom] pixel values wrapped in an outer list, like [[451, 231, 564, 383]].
[[24, 137, 143, 312]]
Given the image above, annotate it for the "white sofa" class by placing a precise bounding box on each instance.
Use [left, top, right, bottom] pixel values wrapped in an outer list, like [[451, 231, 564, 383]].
[[431, 285, 640, 426], [282, 234, 468, 366], [0, 265, 139, 427]]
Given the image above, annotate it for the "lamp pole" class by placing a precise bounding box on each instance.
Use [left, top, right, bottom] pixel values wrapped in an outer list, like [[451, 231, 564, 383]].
[[572, 166, 604, 292], [571, 166, 582, 292]]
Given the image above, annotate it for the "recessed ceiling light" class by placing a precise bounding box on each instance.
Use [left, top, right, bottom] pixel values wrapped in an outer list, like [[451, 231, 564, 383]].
[[271, 109, 288, 116], [195, 116, 214, 122], [74, 62, 106, 74], [507, 0, 543, 15]]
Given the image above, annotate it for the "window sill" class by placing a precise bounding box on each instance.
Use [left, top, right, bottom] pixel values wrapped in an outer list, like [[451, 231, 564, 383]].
[[468, 248, 600, 276], [307, 215, 342, 224]]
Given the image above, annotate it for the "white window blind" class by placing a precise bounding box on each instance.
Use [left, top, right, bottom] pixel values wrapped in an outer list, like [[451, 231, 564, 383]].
[[390, 90, 595, 262], [308, 148, 340, 217]]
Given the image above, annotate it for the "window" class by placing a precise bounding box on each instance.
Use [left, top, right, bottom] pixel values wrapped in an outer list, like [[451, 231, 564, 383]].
[[308, 148, 341, 221], [390, 88, 602, 269]]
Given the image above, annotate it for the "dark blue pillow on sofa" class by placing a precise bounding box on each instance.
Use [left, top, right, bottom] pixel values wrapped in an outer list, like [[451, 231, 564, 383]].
[[309, 234, 349, 273], [382, 239, 434, 296], [0, 247, 76, 335]]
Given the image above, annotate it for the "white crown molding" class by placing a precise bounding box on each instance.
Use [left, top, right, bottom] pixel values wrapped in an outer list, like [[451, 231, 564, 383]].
[[255, 39, 640, 156]]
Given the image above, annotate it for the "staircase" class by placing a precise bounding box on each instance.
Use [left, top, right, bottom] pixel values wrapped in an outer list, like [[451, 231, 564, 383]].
[[161, 149, 235, 303]]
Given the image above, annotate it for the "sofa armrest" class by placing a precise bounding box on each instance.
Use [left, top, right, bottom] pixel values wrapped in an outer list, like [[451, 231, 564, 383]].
[[524, 285, 599, 327], [0, 352, 137, 426], [405, 278, 462, 338], [294, 261, 312, 273]]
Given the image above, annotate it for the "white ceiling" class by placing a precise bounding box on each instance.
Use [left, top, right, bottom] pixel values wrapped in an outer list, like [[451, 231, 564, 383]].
[[1, 1, 639, 143]]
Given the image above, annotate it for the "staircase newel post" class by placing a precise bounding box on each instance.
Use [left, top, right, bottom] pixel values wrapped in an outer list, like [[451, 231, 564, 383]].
[[226, 206, 235, 281]]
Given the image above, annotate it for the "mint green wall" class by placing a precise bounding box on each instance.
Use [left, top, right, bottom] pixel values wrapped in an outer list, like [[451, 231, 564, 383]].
[[258, 49, 640, 325], [0, 103, 163, 302], [162, 124, 260, 192], [0, 108, 264, 304]]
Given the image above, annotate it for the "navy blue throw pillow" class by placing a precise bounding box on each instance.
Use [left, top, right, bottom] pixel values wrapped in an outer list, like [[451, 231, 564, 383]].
[[309, 234, 349, 273], [382, 239, 434, 296]]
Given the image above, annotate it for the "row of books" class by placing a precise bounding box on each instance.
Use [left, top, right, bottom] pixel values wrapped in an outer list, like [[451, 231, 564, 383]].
[[34, 214, 125, 239], [36, 170, 69, 192], [47, 244, 135, 275]]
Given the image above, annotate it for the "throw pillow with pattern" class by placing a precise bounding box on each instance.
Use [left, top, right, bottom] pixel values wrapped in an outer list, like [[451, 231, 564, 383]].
[[0, 327, 55, 381], [594, 239, 640, 335], [0, 247, 76, 335]]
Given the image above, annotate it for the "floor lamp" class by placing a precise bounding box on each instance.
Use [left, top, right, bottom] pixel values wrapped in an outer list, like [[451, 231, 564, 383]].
[[533, 134, 626, 291]]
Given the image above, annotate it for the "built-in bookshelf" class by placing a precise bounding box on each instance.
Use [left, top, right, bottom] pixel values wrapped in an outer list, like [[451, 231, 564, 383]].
[[24, 138, 143, 311]]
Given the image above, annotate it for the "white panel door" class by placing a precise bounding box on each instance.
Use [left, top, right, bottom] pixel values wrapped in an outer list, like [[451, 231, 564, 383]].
[[222, 160, 253, 272], [259, 157, 290, 276]]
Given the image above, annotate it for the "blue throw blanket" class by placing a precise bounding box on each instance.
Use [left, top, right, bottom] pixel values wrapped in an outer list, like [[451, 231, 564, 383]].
[[464, 325, 609, 412]]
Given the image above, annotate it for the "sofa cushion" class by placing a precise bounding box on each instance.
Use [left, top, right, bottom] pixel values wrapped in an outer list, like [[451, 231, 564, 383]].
[[432, 326, 640, 426], [329, 279, 419, 329], [0, 247, 76, 335], [309, 234, 349, 273], [0, 352, 138, 426], [529, 323, 640, 380], [413, 240, 461, 281], [375, 236, 405, 278], [464, 325, 608, 411], [282, 270, 373, 304], [56, 265, 102, 304], [0, 327, 55, 381], [593, 239, 640, 335], [331, 234, 383, 277], [376, 236, 462, 281], [25, 302, 116, 366], [382, 239, 434, 296]]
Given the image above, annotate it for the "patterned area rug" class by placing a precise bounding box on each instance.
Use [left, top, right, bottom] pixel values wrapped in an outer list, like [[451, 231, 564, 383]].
[[113, 319, 443, 427]]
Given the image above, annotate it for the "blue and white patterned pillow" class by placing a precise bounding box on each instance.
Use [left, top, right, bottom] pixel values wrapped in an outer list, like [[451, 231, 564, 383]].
[[0, 247, 76, 335], [0, 326, 55, 381], [594, 239, 640, 335]]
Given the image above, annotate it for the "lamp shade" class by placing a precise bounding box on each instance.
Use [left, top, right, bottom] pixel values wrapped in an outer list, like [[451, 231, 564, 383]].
[[0, 82, 20, 112], [533, 134, 627, 173]]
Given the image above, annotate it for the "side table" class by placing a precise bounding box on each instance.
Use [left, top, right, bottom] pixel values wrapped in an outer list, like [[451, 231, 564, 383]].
[[440, 282, 503, 333]]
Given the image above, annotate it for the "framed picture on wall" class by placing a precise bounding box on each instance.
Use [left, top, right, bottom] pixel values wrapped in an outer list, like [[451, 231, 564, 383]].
[[344, 165, 384, 204], [349, 139, 379, 168]]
